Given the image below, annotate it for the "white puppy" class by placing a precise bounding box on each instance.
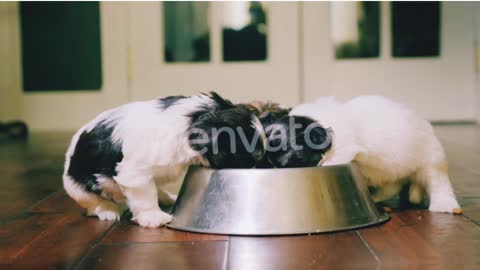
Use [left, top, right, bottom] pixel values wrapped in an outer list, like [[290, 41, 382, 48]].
[[284, 96, 461, 213]]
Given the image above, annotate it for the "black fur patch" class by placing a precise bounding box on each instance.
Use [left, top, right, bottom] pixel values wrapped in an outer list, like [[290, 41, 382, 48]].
[[264, 116, 332, 168], [189, 106, 265, 169], [158, 95, 186, 109], [67, 120, 123, 194]]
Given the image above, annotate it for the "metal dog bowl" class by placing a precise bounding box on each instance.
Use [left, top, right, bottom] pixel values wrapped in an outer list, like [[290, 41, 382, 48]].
[[167, 164, 389, 235]]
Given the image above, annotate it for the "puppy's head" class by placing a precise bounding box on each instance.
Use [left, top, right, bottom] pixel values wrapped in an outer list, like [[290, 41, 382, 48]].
[[188, 106, 266, 169], [264, 115, 332, 168]]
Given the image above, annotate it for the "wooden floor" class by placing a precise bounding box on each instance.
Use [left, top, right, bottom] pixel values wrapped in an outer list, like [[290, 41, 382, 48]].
[[1, 125, 480, 270]]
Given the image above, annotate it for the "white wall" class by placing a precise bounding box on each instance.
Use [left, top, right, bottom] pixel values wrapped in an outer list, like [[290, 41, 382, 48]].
[[303, 2, 477, 122]]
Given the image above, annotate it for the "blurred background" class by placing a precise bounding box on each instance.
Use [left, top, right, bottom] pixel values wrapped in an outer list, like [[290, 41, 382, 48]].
[[0, 1, 479, 130]]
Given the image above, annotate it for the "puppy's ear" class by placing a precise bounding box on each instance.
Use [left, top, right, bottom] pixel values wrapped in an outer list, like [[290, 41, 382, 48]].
[[189, 92, 235, 123], [208, 91, 235, 110]]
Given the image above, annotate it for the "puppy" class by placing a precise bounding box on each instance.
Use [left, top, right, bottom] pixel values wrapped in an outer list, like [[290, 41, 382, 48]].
[[267, 96, 461, 213], [63, 92, 266, 228]]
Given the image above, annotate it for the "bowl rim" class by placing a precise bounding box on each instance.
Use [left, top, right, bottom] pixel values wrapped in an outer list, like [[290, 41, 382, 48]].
[[168, 211, 390, 236], [190, 163, 352, 173]]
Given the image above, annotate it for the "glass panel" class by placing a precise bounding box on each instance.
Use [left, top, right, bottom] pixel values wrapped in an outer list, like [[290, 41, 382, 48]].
[[331, 2, 380, 59], [222, 1, 268, 61], [20, 2, 102, 91], [164, 2, 210, 62], [392, 2, 440, 57]]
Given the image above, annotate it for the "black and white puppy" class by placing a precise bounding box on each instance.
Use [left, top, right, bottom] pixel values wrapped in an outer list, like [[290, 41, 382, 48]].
[[63, 92, 266, 228]]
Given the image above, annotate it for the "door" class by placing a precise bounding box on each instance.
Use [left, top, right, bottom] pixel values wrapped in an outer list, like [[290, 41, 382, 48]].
[[127, 2, 300, 106], [302, 2, 476, 121]]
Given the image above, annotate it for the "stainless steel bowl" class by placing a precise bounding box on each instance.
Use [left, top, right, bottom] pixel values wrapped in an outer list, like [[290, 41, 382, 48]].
[[167, 164, 389, 235]]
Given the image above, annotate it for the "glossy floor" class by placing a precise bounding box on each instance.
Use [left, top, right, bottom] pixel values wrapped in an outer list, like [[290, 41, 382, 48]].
[[1, 125, 479, 269]]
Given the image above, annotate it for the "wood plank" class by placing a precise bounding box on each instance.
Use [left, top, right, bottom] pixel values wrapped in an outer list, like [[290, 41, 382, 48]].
[[75, 241, 228, 270], [0, 132, 70, 221], [29, 191, 85, 214], [0, 212, 114, 270], [31, 192, 227, 244], [358, 210, 480, 269], [0, 165, 64, 221], [227, 232, 378, 270], [102, 220, 227, 243], [0, 188, 114, 269]]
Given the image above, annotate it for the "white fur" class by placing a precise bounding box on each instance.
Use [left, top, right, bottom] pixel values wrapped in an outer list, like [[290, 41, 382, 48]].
[[290, 96, 461, 213], [63, 95, 213, 228]]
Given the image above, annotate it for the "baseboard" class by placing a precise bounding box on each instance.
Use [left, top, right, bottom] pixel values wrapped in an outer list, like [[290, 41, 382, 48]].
[[430, 120, 478, 126]]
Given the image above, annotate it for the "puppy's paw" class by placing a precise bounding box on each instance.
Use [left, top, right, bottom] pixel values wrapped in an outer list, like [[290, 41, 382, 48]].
[[90, 202, 122, 221], [133, 209, 172, 228], [429, 196, 461, 214]]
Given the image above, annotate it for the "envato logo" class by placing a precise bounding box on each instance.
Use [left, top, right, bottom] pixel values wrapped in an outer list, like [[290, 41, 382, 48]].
[[188, 117, 333, 155]]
